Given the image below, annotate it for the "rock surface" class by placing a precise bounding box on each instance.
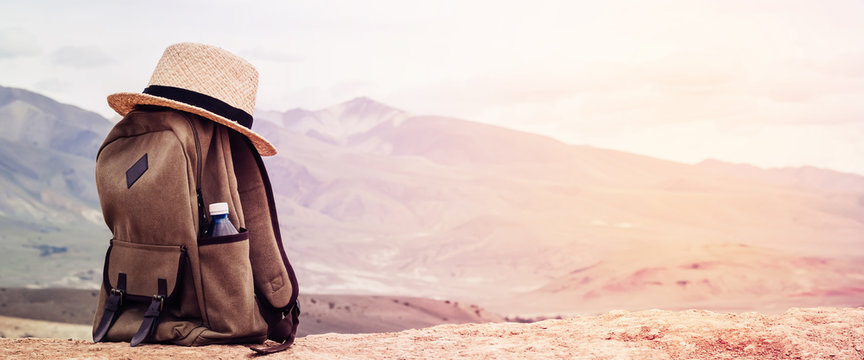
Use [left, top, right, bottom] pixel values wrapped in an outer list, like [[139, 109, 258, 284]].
[[2, 307, 863, 359]]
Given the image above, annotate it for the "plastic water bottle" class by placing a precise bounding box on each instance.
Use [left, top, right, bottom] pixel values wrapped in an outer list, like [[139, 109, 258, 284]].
[[208, 202, 239, 236]]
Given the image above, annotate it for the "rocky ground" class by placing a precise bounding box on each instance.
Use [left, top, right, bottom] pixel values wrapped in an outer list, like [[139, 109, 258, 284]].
[[2, 307, 862, 359]]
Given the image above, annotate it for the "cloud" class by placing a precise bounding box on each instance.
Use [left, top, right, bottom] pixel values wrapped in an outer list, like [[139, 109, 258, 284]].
[[33, 78, 70, 92], [328, 80, 376, 99], [0, 28, 41, 58], [806, 52, 864, 79], [51, 46, 114, 68], [238, 48, 304, 63]]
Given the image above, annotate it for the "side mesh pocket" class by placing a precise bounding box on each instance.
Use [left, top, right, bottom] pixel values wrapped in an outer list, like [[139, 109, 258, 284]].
[[196, 229, 267, 343]]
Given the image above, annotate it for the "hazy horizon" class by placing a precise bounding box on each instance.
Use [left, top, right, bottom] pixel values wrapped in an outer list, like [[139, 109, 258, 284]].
[[5, 84, 863, 178]]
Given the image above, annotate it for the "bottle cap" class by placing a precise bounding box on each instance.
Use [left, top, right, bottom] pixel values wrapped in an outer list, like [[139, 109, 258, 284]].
[[209, 202, 229, 215]]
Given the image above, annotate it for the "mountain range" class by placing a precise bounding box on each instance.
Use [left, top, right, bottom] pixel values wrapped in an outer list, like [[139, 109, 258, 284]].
[[1, 85, 862, 314]]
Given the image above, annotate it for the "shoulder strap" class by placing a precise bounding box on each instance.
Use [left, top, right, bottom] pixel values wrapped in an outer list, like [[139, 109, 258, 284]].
[[228, 131, 300, 350]]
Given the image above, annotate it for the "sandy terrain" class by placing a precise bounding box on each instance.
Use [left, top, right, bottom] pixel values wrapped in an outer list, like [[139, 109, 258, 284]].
[[0, 288, 502, 338], [519, 242, 864, 315], [1, 307, 861, 359], [0, 316, 90, 340], [0, 288, 100, 325]]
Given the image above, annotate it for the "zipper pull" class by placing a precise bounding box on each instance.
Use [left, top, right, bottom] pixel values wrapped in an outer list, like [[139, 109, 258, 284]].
[[197, 188, 209, 238]]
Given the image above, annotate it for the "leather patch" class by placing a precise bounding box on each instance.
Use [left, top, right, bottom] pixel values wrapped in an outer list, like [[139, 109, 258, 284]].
[[126, 153, 148, 189]]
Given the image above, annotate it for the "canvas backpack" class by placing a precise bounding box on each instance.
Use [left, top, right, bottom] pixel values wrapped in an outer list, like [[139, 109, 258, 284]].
[[91, 106, 300, 354]]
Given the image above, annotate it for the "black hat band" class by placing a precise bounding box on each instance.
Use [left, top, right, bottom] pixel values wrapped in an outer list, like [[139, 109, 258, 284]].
[[143, 85, 253, 129]]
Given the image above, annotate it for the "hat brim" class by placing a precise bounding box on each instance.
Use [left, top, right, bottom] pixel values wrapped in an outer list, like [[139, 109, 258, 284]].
[[107, 92, 278, 156]]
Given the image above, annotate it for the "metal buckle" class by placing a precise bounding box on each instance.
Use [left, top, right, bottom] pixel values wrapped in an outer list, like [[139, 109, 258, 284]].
[[152, 295, 165, 311], [110, 288, 124, 306]]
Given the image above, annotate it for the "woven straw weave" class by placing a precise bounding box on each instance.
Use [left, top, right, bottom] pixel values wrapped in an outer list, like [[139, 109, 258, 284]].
[[148, 43, 258, 114], [107, 43, 277, 156]]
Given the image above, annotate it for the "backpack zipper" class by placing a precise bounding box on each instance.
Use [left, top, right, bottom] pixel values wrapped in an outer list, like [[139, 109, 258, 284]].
[[183, 115, 208, 237], [184, 115, 203, 185]]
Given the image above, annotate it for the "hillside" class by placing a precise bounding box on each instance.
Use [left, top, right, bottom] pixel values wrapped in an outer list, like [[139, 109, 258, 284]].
[[1, 87, 862, 317], [257, 98, 864, 314], [2, 307, 862, 359], [0, 85, 112, 158], [0, 85, 112, 219], [0, 86, 112, 289]]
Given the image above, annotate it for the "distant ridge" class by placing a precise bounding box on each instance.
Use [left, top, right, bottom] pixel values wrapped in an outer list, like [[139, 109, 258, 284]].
[[256, 97, 409, 144], [697, 159, 864, 193], [0, 85, 113, 158], [2, 85, 862, 316]]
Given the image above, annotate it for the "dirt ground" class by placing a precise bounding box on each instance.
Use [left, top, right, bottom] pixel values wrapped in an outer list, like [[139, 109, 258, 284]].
[[0, 316, 91, 340], [0, 288, 502, 337], [2, 307, 862, 359]]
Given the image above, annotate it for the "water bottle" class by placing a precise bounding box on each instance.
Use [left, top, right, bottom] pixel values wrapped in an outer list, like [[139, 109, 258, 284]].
[[208, 202, 239, 236]]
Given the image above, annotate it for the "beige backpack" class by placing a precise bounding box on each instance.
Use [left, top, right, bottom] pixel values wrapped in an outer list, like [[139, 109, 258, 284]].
[[92, 106, 299, 354]]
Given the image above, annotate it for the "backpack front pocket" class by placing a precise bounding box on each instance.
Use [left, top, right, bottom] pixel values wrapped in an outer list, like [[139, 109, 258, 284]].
[[195, 229, 267, 344], [95, 239, 187, 345]]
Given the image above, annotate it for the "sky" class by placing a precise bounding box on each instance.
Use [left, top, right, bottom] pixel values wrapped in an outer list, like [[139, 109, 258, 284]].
[[1, 0, 863, 174]]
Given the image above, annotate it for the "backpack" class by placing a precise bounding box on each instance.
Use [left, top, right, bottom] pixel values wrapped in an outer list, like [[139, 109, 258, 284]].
[[91, 106, 299, 354]]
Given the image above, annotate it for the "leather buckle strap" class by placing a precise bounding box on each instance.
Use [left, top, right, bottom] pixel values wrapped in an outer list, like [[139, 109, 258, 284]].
[[249, 302, 301, 355], [93, 273, 127, 342], [130, 278, 167, 347]]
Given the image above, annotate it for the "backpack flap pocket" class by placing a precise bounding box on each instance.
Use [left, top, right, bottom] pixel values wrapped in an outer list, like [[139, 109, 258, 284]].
[[106, 240, 186, 299], [96, 240, 186, 343], [195, 229, 267, 343]]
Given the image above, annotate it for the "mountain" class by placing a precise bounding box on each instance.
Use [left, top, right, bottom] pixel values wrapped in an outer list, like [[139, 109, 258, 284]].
[[1, 88, 862, 316], [697, 159, 864, 193], [0, 85, 112, 158], [0, 86, 114, 288], [256, 97, 864, 314], [0, 86, 113, 223], [256, 97, 410, 145]]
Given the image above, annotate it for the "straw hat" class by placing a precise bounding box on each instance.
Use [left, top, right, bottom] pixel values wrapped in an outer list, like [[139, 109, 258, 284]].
[[107, 42, 277, 156]]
